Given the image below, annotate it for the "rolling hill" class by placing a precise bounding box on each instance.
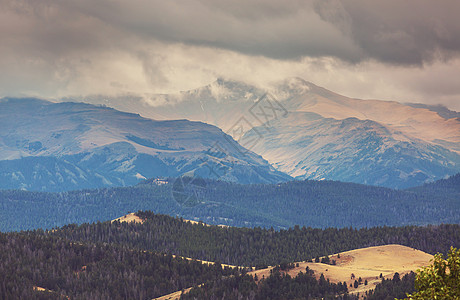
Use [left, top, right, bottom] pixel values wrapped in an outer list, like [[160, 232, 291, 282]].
[[248, 244, 433, 296], [1, 209, 458, 299]]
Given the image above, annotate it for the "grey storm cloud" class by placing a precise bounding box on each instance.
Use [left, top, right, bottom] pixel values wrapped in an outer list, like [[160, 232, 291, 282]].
[[2, 0, 460, 65], [1, 0, 460, 112], [319, 0, 460, 65]]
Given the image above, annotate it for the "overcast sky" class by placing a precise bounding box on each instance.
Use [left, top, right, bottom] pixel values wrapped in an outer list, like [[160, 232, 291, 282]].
[[1, 0, 459, 110]]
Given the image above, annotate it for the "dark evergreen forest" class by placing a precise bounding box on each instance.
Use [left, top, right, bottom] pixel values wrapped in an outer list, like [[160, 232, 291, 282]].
[[182, 269, 351, 300], [181, 269, 416, 300], [366, 272, 416, 300], [50, 211, 460, 267], [0, 211, 459, 299], [1, 173, 459, 231], [0, 174, 458, 299], [0, 232, 238, 299]]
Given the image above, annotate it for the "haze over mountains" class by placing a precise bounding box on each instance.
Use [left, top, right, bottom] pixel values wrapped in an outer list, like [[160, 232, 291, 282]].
[[82, 78, 460, 188], [2, 78, 459, 190], [0, 98, 288, 191], [1, 83, 459, 299]]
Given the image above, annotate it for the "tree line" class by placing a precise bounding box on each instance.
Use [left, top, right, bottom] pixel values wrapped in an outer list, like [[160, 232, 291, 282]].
[[1, 173, 459, 232], [48, 211, 460, 267], [182, 268, 352, 300], [0, 232, 238, 299], [1, 211, 459, 299]]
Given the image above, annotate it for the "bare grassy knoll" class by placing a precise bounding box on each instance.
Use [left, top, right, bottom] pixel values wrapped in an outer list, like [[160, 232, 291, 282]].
[[111, 212, 144, 224], [249, 244, 433, 296], [154, 244, 433, 299]]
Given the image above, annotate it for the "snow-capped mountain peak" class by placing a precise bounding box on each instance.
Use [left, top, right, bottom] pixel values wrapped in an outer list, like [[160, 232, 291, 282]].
[[0, 98, 290, 191], [65, 78, 460, 188]]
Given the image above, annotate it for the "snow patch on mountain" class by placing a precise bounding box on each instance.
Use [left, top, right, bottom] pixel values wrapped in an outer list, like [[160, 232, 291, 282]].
[[243, 112, 460, 188], [57, 78, 460, 188], [0, 98, 291, 191]]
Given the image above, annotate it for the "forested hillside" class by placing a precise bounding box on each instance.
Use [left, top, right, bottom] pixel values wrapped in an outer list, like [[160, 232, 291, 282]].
[[0, 232, 238, 299], [0, 230, 356, 300], [408, 173, 460, 196], [181, 269, 416, 300], [1, 211, 459, 299], [50, 211, 460, 267], [1, 174, 459, 231], [182, 269, 350, 300]]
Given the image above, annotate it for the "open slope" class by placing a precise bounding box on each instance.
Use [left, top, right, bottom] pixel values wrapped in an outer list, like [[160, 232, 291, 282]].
[[249, 245, 433, 295]]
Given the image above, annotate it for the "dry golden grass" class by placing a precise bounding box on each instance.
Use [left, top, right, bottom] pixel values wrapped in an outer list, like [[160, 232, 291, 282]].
[[153, 288, 190, 300], [113, 215, 432, 298], [171, 254, 239, 269], [148, 244, 434, 299], [182, 219, 205, 226], [248, 244, 433, 296], [111, 212, 144, 224], [33, 286, 70, 299], [183, 218, 229, 228]]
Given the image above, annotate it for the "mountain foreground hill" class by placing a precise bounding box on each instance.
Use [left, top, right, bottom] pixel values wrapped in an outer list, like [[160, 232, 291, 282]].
[[0, 98, 289, 191], [2, 210, 457, 299], [158, 244, 432, 300]]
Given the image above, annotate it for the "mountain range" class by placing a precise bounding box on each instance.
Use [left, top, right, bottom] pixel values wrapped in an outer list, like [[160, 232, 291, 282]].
[[2, 78, 460, 190], [0, 98, 288, 191], [80, 78, 460, 188]]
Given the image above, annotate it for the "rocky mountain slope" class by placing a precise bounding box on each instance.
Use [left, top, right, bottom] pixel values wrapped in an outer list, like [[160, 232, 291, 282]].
[[82, 78, 460, 188], [0, 98, 289, 191]]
